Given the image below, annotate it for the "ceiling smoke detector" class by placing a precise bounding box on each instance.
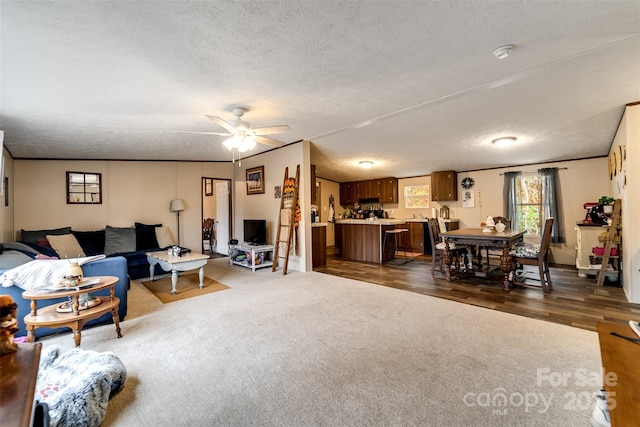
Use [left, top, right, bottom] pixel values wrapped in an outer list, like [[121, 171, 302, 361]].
[[493, 44, 514, 59]]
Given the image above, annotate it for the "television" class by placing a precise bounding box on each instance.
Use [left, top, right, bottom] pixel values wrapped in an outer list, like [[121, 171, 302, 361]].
[[244, 219, 267, 245]]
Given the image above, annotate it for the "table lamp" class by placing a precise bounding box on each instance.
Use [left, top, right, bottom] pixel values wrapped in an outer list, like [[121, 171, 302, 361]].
[[170, 199, 185, 245]]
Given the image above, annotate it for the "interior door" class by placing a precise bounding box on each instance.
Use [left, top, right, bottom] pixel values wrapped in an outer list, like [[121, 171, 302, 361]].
[[216, 181, 230, 255]]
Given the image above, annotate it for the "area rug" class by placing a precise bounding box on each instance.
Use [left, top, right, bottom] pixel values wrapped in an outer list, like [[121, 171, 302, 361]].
[[141, 273, 229, 303]]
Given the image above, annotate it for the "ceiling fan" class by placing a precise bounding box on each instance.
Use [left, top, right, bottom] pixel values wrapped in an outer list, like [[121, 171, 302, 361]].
[[179, 107, 291, 154]]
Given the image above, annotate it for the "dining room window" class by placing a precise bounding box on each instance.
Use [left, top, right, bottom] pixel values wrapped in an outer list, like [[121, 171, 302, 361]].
[[514, 173, 541, 235], [504, 168, 564, 242]]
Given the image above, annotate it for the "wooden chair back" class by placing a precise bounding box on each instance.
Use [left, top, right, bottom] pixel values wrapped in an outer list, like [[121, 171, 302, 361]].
[[493, 216, 512, 229], [537, 217, 554, 261]]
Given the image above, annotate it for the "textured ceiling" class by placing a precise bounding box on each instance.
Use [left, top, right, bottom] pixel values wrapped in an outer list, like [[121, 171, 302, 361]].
[[1, 1, 639, 182]]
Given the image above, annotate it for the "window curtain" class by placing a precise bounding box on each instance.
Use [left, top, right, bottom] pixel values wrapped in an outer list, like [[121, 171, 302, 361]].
[[503, 171, 521, 230], [539, 167, 564, 243]]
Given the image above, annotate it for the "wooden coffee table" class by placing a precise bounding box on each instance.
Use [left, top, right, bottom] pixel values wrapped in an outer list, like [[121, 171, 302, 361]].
[[146, 250, 210, 295], [22, 276, 122, 347]]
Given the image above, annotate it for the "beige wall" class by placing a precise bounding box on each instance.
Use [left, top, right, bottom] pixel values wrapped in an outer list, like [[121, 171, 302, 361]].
[[612, 104, 640, 302], [12, 160, 234, 251], [335, 158, 610, 266], [1, 147, 14, 243], [232, 140, 310, 272], [316, 177, 339, 246]]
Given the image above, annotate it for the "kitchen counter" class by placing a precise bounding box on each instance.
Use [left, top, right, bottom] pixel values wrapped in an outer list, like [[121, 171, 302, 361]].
[[335, 219, 407, 225], [312, 222, 328, 227], [335, 220, 409, 263]]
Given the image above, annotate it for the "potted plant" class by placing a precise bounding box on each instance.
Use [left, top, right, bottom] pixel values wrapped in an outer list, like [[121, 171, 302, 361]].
[[599, 196, 615, 213]]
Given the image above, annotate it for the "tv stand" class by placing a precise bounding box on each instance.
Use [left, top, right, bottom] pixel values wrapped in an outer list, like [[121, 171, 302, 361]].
[[229, 243, 274, 271]]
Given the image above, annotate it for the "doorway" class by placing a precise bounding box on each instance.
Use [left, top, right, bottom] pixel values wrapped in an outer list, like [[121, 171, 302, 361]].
[[202, 177, 232, 257]]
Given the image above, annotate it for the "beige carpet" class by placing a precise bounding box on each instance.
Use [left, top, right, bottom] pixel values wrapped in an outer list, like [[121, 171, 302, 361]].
[[141, 273, 229, 303], [39, 259, 601, 426]]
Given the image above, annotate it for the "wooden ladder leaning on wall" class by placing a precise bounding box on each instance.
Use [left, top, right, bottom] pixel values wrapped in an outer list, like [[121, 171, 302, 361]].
[[272, 165, 300, 275], [596, 199, 621, 288]]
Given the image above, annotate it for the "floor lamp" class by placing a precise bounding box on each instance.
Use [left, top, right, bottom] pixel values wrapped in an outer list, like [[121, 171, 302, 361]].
[[170, 199, 185, 246]]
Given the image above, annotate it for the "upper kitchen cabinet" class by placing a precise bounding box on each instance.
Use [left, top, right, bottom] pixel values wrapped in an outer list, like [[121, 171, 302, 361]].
[[431, 170, 458, 201], [340, 182, 355, 205], [339, 178, 398, 205], [379, 177, 398, 204]]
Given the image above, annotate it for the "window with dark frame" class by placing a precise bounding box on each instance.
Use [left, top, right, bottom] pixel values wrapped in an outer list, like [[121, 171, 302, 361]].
[[67, 171, 102, 204]]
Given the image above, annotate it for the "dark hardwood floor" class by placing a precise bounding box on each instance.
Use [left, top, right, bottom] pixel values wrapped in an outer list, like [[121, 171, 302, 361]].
[[314, 248, 640, 332]]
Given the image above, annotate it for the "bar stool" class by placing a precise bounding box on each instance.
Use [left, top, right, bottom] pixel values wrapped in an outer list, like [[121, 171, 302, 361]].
[[383, 228, 411, 264]]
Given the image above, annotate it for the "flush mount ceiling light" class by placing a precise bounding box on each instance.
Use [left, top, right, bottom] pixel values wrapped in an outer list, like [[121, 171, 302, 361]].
[[359, 160, 374, 168], [493, 44, 514, 59], [492, 136, 517, 148]]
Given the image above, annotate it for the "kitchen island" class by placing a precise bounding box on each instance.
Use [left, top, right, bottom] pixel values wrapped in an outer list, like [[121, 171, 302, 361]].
[[335, 219, 408, 264]]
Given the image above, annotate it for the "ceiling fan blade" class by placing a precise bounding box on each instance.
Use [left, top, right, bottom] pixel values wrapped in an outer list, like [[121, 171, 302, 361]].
[[254, 135, 285, 147], [252, 125, 291, 135], [205, 114, 236, 133], [176, 130, 232, 136]]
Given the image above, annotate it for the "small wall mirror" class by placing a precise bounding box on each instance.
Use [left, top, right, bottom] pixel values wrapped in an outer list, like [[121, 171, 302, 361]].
[[67, 171, 102, 204]]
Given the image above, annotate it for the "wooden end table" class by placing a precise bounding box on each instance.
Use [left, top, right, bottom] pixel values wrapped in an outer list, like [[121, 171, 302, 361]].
[[22, 276, 122, 347], [0, 343, 42, 427], [146, 250, 210, 295]]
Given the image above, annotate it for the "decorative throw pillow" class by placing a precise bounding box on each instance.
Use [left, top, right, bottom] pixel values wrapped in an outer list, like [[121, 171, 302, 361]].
[[72, 230, 106, 256], [134, 222, 161, 250], [104, 226, 136, 256], [155, 226, 175, 248], [21, 227, 72, 243], [46, 234, 86, 259]]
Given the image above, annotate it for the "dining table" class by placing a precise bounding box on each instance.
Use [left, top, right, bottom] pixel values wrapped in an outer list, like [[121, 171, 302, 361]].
[[440, 227, 526, 291]]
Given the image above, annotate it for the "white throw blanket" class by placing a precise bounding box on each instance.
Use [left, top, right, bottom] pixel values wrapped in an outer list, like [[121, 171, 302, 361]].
[[1, 255, 106, 290]]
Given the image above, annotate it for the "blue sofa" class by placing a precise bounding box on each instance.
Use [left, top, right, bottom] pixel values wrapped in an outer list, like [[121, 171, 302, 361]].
[[20, 224, 170, 280], [2, 255, 129, 339]]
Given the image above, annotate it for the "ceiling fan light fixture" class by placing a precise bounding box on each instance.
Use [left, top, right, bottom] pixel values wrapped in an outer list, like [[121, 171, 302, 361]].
[[492, 136, 517, 148], [359, 160, 374, 168], [493, 44, 514, 59], [223, 135, 241, 150]]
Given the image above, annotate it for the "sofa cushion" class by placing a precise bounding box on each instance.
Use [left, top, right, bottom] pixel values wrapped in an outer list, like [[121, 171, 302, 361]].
[[155, 226, 175, 248], [104, 226, 136, 256], [46, 234, 86, 259], [0, 250, 34, 274], [72, 230, 106, 256], [134, 222, 161, 251], [17, 241, 60, 258], [21, 227, 72, 243]]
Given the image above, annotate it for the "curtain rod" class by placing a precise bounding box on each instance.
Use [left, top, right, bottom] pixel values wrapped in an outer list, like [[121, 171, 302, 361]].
[[499, 167, 568, 176]]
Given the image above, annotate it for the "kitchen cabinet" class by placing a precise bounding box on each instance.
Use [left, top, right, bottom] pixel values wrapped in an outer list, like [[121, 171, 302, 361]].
[[340, 182, 354, 205], [312, 224, 327, 268], [339, 177, 398, 205], [432, 170, 458, 201], [408, 222, 425, 253], [379, 177, 398, 203]]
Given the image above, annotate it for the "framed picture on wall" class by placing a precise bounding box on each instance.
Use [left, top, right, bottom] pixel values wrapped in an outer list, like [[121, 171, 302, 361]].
[[246, 166, 265, 195], [404, 184, 430, 208], [204, 178, 213, 196]]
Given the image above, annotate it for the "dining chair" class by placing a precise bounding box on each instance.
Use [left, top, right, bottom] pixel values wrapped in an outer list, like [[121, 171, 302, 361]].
[[510, 217, 555, 294], [427, 218, 467, 275], [202, 218, 215, 253], [484, 216, 512, 267]]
